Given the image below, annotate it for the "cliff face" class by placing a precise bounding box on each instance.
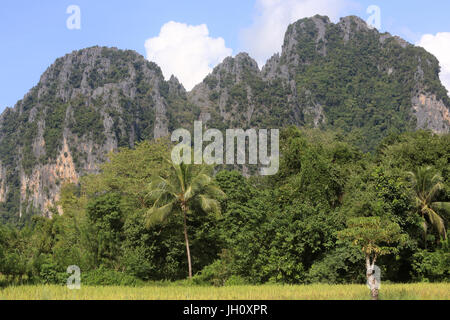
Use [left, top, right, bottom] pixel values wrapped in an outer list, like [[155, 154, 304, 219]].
[[1, 15, 449, 221]]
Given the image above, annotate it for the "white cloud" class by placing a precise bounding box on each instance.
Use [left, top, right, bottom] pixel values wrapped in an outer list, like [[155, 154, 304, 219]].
[[241, 0, 349, 67], [417, 32, 450, 94], [145, 21, 232, 91]]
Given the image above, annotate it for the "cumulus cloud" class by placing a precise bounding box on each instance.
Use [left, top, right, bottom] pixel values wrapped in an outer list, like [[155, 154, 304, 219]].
[[241, 0, 349, 67], [417, 32, 450, 94], [145, 21, 232, 91]]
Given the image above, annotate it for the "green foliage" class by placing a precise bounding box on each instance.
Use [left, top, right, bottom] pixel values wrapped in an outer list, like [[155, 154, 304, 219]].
[[306, 245, 365, 284], [43, 101, 69, 160], [407, 166, 448, 240], [0, 129, 448, 286], [87, 193, 124, 268], [120, 209, 187, 281], [82, 267, 143, 286], [39, 258, 67, 285], [338, 217, 407, 258], [192, 250, 234, 287], [70, 97, 105, 145], [411, 239, 450, 282]]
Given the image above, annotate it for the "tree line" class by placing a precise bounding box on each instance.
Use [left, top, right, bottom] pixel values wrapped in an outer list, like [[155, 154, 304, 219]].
[[0, 127, 448, 286]]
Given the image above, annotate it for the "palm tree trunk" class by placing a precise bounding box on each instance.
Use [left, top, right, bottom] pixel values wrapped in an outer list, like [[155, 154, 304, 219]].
[[422, 216, 427, 249], [182, 205, 193, 279]]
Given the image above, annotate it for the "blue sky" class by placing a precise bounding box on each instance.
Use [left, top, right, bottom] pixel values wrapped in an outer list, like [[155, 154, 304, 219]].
[[1, 0, 450, 112]]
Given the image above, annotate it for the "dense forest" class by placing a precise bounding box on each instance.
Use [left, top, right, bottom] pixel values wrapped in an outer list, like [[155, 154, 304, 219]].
[[0, 127, 448, 286]]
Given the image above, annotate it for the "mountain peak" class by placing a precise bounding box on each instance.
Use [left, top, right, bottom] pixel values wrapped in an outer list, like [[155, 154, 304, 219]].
[[212, 53, 260, 75], [338, 15, 371, 29]]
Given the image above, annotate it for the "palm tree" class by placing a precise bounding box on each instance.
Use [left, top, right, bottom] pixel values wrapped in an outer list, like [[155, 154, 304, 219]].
[[408, 166, 449, 244], [145, 161, 225, 279]]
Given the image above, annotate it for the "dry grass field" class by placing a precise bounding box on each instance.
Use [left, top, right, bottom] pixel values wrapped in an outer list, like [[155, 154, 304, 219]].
[[0, 283, 448, 300]]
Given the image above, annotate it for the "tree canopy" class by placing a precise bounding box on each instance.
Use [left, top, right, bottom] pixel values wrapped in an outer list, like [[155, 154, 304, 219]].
[[0, 129, 448, 286]]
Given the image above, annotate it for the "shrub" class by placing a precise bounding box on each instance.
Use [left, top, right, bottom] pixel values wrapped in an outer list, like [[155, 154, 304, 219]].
[[39, 261, 67, 285], [193, 250, 234, 287], [82, 267, 143, 286], [305, 246, 365, 284], [411, 242, 450, 282]]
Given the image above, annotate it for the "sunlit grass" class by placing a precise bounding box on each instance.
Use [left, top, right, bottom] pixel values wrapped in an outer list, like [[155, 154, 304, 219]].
[[0, 283, 448, 300]]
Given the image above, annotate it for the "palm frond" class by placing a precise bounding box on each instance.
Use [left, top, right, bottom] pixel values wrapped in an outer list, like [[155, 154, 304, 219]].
[[423, 206, 447, 239], [204, 184, 226, 199], [147, 176, 177, 201], [431, 202, 450, 215], [190, 174, 212, 193], [148, 176, 173, 192], [172, 163, 185, 192], [198, 195, 221, 216], [414, 196, 423, 209], [425, 179, 443, 203], [145, 201, 175, 227]]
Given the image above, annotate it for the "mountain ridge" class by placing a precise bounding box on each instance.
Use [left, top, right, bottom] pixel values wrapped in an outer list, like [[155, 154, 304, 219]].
[[0, 14, 449, 221]]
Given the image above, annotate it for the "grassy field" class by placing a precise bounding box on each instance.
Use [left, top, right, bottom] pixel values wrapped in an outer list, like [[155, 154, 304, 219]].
[[0, 283, 448, 300]]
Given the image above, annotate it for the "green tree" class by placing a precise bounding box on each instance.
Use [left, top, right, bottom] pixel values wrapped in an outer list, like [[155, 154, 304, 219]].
[[338, 217, 407, 300], [411, 237, 450, 282], [87, 193, 124, 269], [408, 166, 449, 243], [146, 162, 225, 279]]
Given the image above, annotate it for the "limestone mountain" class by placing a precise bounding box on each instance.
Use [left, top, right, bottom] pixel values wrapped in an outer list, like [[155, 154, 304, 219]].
[[189, 15, 450, 148], [1, 15, 449, 222], [0, 47, 190, 222]]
